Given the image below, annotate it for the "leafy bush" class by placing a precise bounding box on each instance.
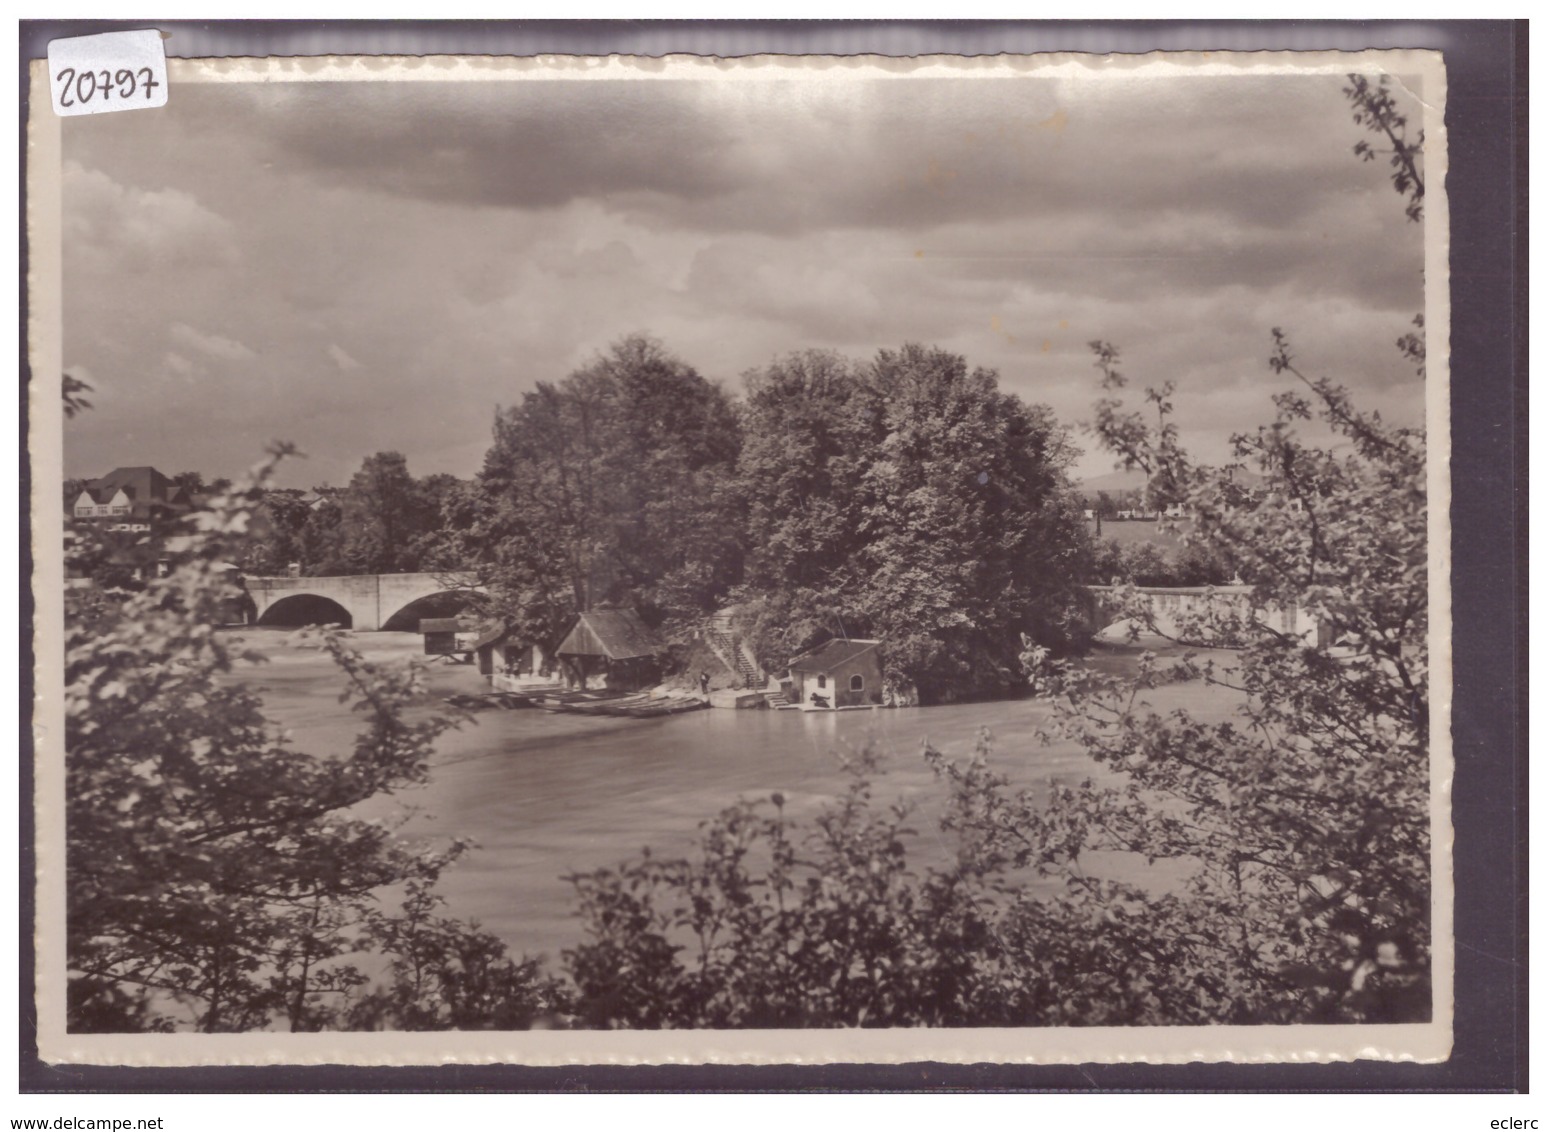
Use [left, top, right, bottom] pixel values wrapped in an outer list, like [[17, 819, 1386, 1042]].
[[562, 748, 1015, 1028], [65, 451, 560, 1033]]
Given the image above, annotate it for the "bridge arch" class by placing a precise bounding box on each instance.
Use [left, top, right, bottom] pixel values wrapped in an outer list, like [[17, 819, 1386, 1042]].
[[380, 590, 480, 632], [255, 592, 354, 629]]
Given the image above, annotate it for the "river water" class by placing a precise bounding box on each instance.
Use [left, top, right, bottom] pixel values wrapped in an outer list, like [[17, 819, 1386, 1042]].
[[220, 629, 1238, 961]]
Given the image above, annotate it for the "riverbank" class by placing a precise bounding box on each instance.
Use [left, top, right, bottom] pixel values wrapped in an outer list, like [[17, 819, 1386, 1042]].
[[221, 627, 644, 748]]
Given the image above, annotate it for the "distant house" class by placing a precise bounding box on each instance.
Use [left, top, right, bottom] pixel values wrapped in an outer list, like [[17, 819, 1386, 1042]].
[[554, 609, 664, 692], [67, 466, 198, 582], [71, 466, 193, 524], [471, 622, 552, 689], [786, 638, 884, 709]]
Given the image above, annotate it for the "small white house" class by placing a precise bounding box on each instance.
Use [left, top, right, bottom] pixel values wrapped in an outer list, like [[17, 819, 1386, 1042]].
[[473, 623, 553, 690]]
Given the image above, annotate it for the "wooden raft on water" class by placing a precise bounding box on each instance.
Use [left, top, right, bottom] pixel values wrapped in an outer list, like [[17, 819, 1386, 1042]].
[[537, 689, 710, 719], [443, 684, 566, 711]]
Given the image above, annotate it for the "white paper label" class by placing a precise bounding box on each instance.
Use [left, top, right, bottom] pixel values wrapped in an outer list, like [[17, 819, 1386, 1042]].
[[47, 29, 168, 117]]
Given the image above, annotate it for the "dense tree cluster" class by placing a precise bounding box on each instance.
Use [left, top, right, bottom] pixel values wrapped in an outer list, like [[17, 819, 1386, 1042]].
[[466, 336, 743, 653], [461, 338, 1089, 703], [729, 345, 1089, 702], [240, 453, 472, 577]]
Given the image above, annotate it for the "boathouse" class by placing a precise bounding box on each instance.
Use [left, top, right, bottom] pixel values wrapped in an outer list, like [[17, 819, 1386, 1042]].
[[554, 609, 664, 692], [787, 638, 884, 709], [420, 617, 476, 660], [471, 622, 551, 688]]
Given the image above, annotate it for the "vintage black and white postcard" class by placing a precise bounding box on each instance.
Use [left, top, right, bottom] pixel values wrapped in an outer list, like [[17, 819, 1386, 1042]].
[[28, 48, 1451, 1066]]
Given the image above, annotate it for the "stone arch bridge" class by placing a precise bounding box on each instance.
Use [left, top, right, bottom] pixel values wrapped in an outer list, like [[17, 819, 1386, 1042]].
[[244, 572, 483, 632]]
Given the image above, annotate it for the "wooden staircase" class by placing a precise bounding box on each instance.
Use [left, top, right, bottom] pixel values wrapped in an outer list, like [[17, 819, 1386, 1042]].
[[704, 625, 765, 690]]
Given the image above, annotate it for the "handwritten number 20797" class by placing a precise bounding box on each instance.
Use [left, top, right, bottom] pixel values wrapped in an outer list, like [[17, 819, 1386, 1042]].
[[55, 66, 161, 108]]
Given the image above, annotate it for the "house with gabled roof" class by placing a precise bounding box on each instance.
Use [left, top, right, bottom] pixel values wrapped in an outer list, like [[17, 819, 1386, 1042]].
[[67, 466, 201, 582], [470, 621, 553, 690], [70, 466, 194, 524], [786, 637, 883, 710]]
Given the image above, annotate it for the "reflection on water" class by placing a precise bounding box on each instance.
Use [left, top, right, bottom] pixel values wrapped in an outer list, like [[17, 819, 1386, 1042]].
[[221, 629, 1238, 959]]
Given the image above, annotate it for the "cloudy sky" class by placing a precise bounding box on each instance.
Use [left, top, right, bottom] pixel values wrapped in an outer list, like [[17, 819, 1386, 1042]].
[[59, 64, 1427, 488]]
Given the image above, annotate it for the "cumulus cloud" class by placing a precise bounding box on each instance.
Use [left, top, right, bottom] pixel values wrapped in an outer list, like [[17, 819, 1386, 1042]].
[[63, 161, 239, 275], [170, 321, 256, 363]]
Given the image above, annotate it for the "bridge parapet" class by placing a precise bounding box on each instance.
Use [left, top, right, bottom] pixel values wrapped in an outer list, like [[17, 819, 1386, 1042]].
[[1083, 584, 1324, 645]]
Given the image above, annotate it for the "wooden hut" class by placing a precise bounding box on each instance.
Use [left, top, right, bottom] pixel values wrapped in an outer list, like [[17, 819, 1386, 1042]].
[[786, 638, 884, 709], [471, 622, 551, 687], [420, 617, 474, 660], [554, 609, 663, 692]]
